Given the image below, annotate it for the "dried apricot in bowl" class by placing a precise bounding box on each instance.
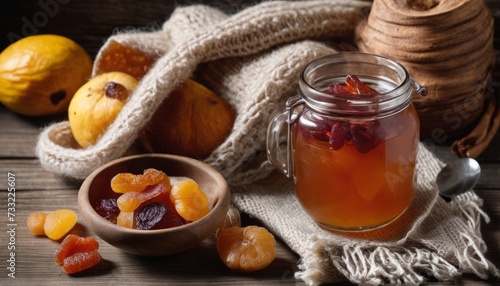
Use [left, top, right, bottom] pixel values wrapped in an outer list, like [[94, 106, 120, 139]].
[[106, 168, 207, 230], [216, 226, 276, 272], [44, 209, 78, 240], [170, 178, 210, 222], [111, 168, 171, 193], [116, 183, 170, 213]]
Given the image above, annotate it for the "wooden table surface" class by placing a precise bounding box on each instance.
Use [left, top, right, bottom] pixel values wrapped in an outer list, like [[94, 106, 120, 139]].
[[1, 1, 499, 285]]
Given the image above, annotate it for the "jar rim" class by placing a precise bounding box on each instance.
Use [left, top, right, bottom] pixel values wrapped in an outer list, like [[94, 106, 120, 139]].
[[298, 52, 413, 116]]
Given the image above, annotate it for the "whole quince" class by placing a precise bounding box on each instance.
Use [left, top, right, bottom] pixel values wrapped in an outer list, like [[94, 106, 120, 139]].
[[68, 71, 138, 148], [139, 79, 235, 159], [0, 34, 92, 116]]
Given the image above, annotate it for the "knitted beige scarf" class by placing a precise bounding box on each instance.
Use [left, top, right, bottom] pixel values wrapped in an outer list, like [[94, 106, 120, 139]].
[[35, 1, 499, 284]]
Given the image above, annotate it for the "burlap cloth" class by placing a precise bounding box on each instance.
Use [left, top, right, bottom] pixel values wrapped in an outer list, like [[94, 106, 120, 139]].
[[35, 1, 499, 285]]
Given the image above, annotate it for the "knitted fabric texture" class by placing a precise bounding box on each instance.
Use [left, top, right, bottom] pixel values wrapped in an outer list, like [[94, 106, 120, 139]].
[[36, 0, 369, 182], [35, 1, 499, 285]]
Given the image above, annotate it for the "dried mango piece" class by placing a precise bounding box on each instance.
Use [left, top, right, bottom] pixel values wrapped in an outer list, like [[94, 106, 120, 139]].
[[44, 209, 78, 240]]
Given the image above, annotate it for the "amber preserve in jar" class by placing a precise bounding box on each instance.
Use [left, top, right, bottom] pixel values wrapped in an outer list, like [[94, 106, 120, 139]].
[[267, 53, 426, 232]]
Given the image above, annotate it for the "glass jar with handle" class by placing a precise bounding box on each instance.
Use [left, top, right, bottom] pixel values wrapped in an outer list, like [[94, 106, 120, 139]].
[[267, 52, 426, 232]]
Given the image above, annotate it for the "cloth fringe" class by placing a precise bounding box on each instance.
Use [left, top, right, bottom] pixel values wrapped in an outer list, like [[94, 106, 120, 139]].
[[296, 241, 466, 285], [452, 193, 500, 279]]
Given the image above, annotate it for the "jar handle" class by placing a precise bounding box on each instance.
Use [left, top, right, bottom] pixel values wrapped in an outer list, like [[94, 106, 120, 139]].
[[266, 95, 303, 178], [412, 79, 427, 97]]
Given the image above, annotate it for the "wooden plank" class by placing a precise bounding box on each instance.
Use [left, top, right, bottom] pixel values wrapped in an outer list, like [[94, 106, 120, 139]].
[[0, 159, 79, 190], [0, 111, 38, 158], [0, 188, 301, 285], [0, 105, 67, 158], [476, 163, 500, 189]]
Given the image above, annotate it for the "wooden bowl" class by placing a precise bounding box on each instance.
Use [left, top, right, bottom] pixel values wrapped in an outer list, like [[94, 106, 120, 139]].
[[78, 153, 231, 256]]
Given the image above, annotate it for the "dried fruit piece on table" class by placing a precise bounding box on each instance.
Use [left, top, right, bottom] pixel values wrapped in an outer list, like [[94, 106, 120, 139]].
[[62, 250, 102, 274], [170, 179, 210, 222], [27, 212, 47, 236], [111, 168, 171, 193], [55, 234, 99, 265], [44, 209, 78, 240], [0, 34, 92, 116], [95, 40, 155, 80], [68, 71, 138, 148], [55, 234, 102, 274], [117, 183, 169, 212], [216, 225, 276, 272]]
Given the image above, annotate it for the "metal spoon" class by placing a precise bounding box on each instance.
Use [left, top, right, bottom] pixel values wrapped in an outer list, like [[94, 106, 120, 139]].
[[436, 157, 481, 198]]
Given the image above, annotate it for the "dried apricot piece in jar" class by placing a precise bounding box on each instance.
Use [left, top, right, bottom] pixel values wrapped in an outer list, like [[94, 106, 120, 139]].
[[62, 250, 102, 274], [345, 75, 379, 95], [55, 234, 99, 265], [216, 225, 276, 272], [169, 179, 210, 222], [27, 212, 47, 236], [44, 209, 78, 240], [117, 183, 169, 212], [111, 168, 171, 193], [327, 83, 350, 95]]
